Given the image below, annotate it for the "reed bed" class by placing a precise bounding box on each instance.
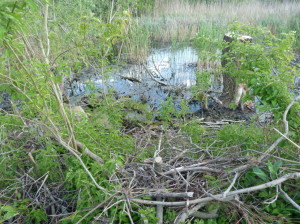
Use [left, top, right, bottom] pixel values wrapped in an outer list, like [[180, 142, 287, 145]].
[[140, 0, 300, 44]]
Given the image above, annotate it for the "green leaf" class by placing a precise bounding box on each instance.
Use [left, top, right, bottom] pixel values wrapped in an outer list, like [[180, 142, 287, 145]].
[[1, 205, 19, 220], [253, 167, 268, 181], [273, 160, 282, 173], [267, 160, 282, 178], [29, 209, 47, 223]]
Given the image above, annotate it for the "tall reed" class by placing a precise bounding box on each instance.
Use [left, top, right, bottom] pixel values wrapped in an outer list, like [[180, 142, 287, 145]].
[[139, 0, 300, 48], [122, 22, 150, 63]]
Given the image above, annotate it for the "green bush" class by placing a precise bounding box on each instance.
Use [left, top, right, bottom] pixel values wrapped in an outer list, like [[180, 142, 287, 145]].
[[217, 123, 264, 149], [180, 121, 206, 143]]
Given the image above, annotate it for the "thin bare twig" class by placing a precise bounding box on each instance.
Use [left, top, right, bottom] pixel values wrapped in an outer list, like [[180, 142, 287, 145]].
[[273, 128, 300, 149], [75, 140, 103, 164], [142, 63, 168, 86], [223, 172, 239, 198], [279, 186, 300, 212], [264, 185, 279, 205]]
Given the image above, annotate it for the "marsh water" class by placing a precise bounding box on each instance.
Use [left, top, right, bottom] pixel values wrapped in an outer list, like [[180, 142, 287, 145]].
[[69, 46, 206, 111], [66, 46, 300, 115]]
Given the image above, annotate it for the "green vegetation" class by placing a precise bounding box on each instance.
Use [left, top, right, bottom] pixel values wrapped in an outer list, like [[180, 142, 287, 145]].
[[195, 22, 300, 126], [0, 0, 299, 223]]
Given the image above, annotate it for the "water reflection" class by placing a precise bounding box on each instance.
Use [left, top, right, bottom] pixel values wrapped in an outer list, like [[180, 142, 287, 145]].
[[69, 46, 200, 111]]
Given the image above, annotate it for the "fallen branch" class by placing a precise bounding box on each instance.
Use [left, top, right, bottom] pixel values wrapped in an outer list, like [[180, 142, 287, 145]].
[[119, 75, 141, 83], [145, 191, 194, 199], [155, 155, 164, 224], [51, 133, 108, 194], [142, 63, 168, 86], [223, 172, 239, 198], [174, 203, 207, 224], [162, 166, 222, 176], [75, 140, 103, 164], [131, 172, 300, 206]]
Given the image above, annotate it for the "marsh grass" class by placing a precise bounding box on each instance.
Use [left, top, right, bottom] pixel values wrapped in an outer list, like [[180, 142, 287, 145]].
[[139, 0, 300, 48], [122, 22, 150, 63]]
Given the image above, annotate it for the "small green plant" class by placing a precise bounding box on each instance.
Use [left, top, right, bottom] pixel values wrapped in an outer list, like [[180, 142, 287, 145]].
[[139, 207, 159, 223], [180, 121, 206, 143], [157, 97, 189, 124], [253, 160, 282, 182], [216, 123, 265, 149], [191, 70, 213, 110], [26, 209, 47, 224], [157, 96, 177, 123], [0, 205, 19, 223], [243, 160, 299, 222]]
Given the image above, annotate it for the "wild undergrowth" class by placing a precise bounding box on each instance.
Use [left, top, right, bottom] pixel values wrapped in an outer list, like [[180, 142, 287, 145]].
[[0, 0, 299, 223]]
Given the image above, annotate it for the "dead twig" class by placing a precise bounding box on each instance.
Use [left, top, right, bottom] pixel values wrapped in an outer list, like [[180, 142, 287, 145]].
[[144, 191, 194, 198], [174, 203, 207, 224], [162, 166, 222, 176], [223, 172, 239, 198], [273, 128, 300, 150], [279, 185, 300, 212]]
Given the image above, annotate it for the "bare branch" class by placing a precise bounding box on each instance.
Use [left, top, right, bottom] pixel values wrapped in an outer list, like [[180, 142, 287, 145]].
[[142, 63, 168, 86], [264, 185, 279, 205], [145, 191, 194, 198], [223, 172, 239, 198], [52, 133, 108, 194], [273, 128, 300, 150], [131, 173, 300, 206], [174, 203, 207, 224], [162, 166, 222, 176], [279, 186, 300, 212], [75, 140, 103, 164]]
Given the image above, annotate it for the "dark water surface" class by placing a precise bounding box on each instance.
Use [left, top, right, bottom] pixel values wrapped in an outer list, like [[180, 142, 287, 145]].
[[69, 47, 202, 111]]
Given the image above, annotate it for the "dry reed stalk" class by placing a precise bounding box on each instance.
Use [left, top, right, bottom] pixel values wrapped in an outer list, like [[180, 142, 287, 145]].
[[154, 0, 300, 22], [142, 0, 300, 43]]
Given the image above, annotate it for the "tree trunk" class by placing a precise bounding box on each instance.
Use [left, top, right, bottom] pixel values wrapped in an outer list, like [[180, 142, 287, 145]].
[[219, 34, 252, 109]]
